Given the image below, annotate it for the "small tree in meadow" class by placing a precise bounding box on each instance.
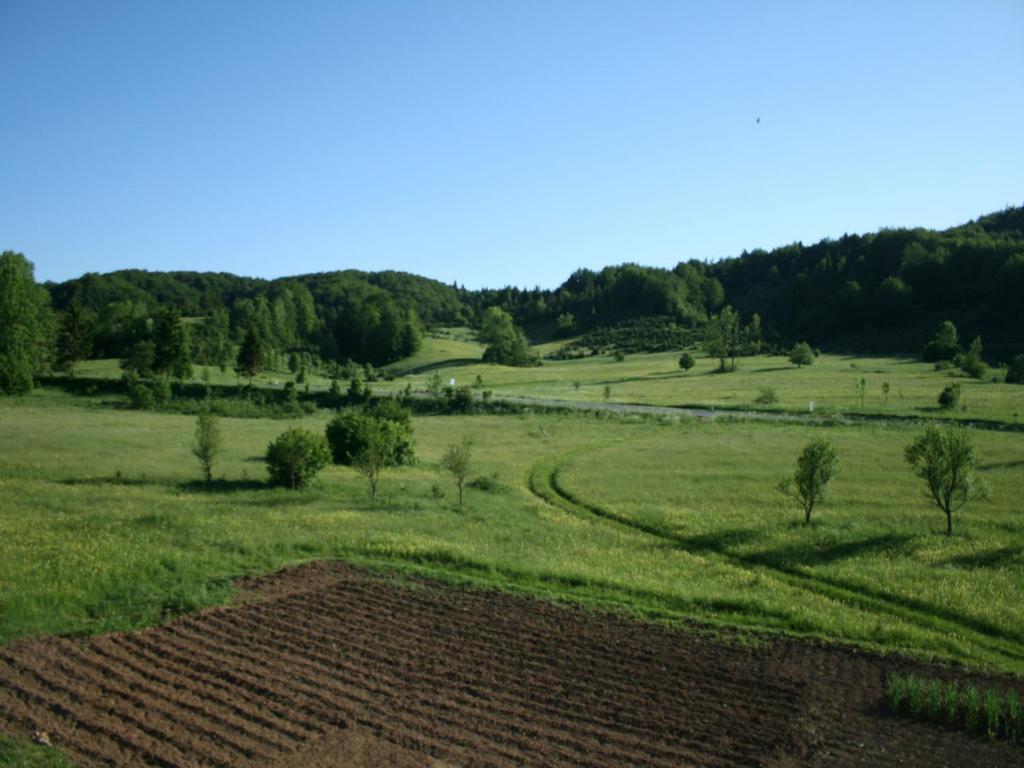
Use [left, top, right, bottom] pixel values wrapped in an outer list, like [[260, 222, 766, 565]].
[[777, 437, 839, 524], [678, 351, 695, 371], [191, 412, 224, 483], [788, 341, 814, 368], [855, 377, 867, 407], [905, 425, 990, 536], [265, 428, 330, 490], [440, 436, 472, 508], [354, 420, 399, 504]]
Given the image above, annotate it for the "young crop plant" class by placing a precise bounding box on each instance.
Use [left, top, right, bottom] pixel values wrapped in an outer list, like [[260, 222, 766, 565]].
[[987, 689, 1002, 739], [776, 437, 838, 524], [1007, 691, 1022, 743], [907, 675, 924, 717], [905, 425, 990, 536], [886, 673, 1022, 742], [945, 681, 960, 725], [888, 673, 906, 711], [964, 685, 981, 731], [926, 679, 943, 722]]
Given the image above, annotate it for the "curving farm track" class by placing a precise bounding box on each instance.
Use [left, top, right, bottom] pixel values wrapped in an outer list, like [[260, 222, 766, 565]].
[[1, 562, 1022, 767]]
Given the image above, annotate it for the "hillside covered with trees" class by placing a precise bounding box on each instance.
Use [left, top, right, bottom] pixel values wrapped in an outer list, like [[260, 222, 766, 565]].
[[2, 204, 1019, 394]]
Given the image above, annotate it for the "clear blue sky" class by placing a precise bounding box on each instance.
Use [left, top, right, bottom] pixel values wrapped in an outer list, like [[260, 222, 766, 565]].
[[2, 1, 1021, 288]]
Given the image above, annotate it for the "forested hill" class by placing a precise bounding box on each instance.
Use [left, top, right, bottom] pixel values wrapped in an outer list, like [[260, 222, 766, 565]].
[[46, 269, 465, 367], [707, 206, 1024, 354], [44, 204, 1024, 364]]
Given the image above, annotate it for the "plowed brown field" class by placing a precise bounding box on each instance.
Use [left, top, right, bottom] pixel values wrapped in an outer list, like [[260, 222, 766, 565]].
[[1, 562, 1021, 767]]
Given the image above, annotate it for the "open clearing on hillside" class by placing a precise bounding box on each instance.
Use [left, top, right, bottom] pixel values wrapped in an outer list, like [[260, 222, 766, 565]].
[[2, 562, 1023, 767]]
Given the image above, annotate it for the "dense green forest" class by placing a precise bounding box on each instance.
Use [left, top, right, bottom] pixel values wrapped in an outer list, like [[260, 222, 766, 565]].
[[15, 204, 1024, 382]]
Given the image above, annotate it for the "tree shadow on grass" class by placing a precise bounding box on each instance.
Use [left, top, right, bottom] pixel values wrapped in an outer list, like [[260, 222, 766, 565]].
[[978, 460, 1024, 471], [63, 475, 160, 488], [178, 479, 266, 494], [672, 527, 761, 552], [395, 358, 482, 376], [939, 545, 1024, 569], [744, 533, 915, 568]]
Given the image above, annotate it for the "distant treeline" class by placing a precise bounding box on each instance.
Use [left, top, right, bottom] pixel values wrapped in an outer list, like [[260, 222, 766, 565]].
[[43, 205, 1024, 366]]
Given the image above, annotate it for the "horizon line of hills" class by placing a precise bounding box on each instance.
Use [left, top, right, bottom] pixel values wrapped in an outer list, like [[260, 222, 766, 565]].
[[40, 204, 1024, 364]]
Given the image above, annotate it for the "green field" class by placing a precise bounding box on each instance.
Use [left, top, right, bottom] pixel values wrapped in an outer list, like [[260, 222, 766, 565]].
[[72, 330, 1024, 425], [392, 344, 1024, 425], [2, 370, 1022, 676]]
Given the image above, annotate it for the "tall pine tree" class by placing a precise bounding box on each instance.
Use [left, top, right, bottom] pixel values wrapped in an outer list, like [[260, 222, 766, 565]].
[[153, 306, 192, 380], [235, 326, 264, 386], [56, 299, 93, 376]]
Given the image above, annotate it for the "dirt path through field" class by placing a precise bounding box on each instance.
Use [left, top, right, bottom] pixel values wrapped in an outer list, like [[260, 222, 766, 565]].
[[1, 562, 1021, 767]]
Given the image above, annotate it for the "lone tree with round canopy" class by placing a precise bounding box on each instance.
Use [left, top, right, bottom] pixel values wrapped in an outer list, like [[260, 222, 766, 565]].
[[905, 425, 990, 536], [788, 341, 815, 368], [777, 437, 839, 524]]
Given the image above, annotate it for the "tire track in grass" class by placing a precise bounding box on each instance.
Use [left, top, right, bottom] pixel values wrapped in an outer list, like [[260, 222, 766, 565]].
[[528, 447, 1024, 670]]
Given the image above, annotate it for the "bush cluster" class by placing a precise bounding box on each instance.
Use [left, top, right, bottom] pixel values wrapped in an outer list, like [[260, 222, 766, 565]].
[[548, 317, 698, 359]]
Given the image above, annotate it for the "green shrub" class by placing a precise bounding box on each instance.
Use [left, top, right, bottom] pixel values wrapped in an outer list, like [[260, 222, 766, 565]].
[[467, 472, 508, 494], [754, 387, 778, 405], [125, 375, 155, 409], [678, 351, 695, 371], [325, 403, 415, 467], [265, 428, 330, 489], [443, 385, 475, 413], [938, 383, 961, 410], [955, 336, 987, 380], [151, 377, 173, 404]]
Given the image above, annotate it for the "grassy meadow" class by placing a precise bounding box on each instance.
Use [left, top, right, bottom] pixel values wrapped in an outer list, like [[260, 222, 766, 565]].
[[2, 373, 1022, 676], [70, 331, 1024, 424]]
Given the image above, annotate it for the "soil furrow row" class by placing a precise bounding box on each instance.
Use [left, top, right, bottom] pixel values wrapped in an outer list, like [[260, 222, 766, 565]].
[[204, 597, 774, 766]]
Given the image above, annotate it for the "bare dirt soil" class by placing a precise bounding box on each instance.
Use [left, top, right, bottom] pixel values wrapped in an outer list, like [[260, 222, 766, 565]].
[[1, 562, 1021, 767]]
